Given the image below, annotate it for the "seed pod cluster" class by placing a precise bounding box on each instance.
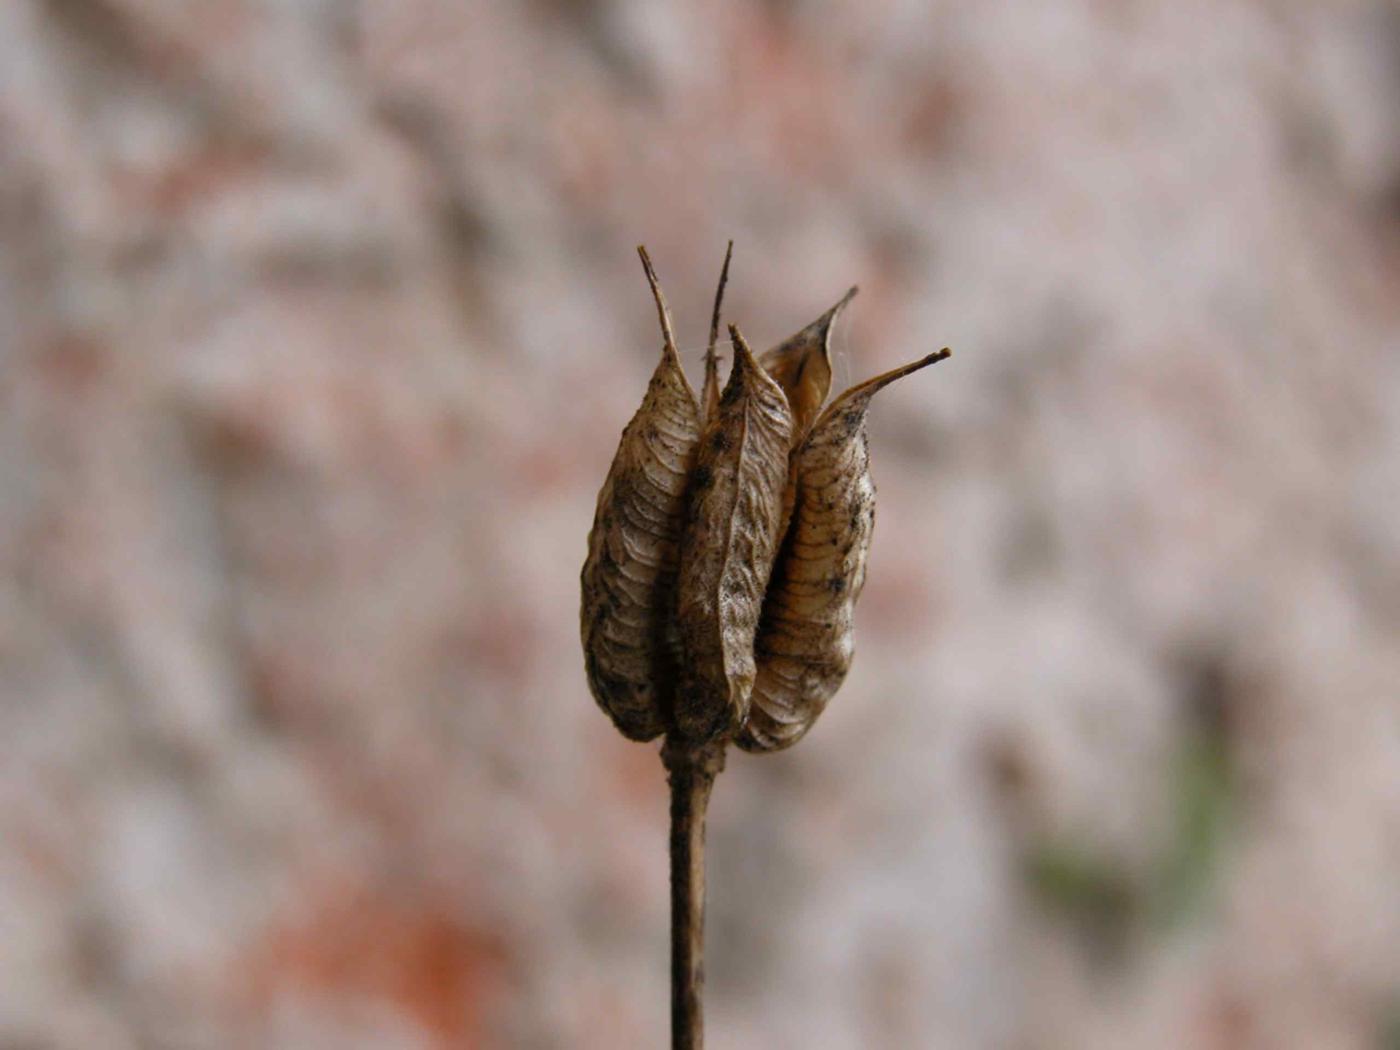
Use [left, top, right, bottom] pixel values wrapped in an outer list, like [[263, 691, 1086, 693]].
[[582, 246, 949, 749]]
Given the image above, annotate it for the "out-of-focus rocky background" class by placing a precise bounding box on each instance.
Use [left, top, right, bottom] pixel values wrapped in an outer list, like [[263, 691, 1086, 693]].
[[3, 1, 1399, 1047]]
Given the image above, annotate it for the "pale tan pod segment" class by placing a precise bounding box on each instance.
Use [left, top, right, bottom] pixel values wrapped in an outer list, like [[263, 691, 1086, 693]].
[[737, 348, 951, 753], [580, 252, 703, 741], [757, 286, 856, 445], [674, 325, 794, 741]]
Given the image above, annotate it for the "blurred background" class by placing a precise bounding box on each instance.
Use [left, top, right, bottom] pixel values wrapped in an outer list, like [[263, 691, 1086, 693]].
[[2, 1, 1399, 1047]]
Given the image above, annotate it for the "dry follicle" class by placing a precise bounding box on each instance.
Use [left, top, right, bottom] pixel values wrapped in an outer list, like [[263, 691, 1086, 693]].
[[579, 248, 702, 741], [739, 348, 951, 752], [674, 323, 794, 741]]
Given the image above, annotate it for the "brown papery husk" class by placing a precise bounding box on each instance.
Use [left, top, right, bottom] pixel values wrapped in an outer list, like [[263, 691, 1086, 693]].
[[738, 349, 950, 752], [580, 252, 703, 741], [674, 325, 794, 741]]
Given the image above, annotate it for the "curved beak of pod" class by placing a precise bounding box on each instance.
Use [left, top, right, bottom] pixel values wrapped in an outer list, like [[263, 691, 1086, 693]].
[[758, 286, 858, 441]]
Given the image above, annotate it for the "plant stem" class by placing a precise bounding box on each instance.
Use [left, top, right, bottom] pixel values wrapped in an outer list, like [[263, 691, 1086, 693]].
[[662, 735, 726, 1050]]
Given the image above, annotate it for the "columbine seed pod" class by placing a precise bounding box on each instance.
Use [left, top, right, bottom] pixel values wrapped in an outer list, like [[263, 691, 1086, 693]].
[[673, 326, 794, 741], [580, 250, 701, 741], [738, 349, 950, 752], [581, 246, 950, 1047]]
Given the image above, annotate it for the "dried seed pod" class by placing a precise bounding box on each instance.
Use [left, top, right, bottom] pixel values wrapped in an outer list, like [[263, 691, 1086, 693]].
[[758, 287, 857, 444], [580, 250, 702, 740], [674, 325, 794, 741], [738, 349, 951, 753]]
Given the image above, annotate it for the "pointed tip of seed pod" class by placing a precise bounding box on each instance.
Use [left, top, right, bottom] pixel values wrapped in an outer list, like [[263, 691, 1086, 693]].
[[725, 324, 790, 412], [810, 286, 858, 369], [816, 346, 952, 427], [707, 242, 735, 354], [755, 288, 856, 437], [762, 285, 858, 375], [861, 346, 951, 393], [831, 284, 860, 318], [703, 242, 735, 418], [724, 323, 758, 392], [814, 285, 859, 337], [637, 244, 678, 357], [806, 285, 859, 347], [727, 323, 755, 365]]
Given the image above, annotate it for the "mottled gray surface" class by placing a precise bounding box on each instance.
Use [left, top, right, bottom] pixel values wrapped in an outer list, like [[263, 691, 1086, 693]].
[[2, 1, 1399, 1047]]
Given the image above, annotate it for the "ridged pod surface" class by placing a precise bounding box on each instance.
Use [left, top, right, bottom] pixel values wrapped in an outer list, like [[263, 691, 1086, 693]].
[[580, 256, 701, 740], [674, 326, 794, 741], [738, 350, 951, 752]]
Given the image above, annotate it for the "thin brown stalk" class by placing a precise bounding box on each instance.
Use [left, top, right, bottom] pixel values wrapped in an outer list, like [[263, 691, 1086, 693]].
[[662, 736, 726, 1050]]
